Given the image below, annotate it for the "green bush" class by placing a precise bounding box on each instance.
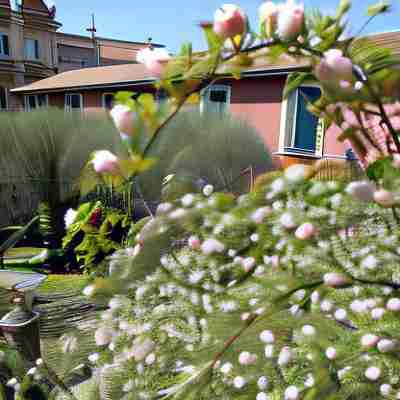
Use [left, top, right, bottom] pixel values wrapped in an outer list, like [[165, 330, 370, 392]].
[[139, 110, 274, 200], [0, 108, 123, 231]]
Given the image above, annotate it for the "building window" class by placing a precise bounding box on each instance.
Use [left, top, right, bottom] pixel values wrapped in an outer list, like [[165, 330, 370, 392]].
[[0, 87, 7, 110], [280, 86, 324, 157], [102, 93, 114, 110], [24, 94, 48, 111], [65, 93, 83, 111], [0, 34, 9, 57], [200, 84, 231, 115], [24, 38, 40, 61]]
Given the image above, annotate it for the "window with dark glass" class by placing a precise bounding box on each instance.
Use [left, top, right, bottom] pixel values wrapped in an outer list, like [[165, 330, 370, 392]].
[[25, 94, 48, 111], [283, 86, 323, 155], [65, 93, 82, 111], [0, 87, 7, 110], [0, 34, 9, 56], [103, 93, 114, 110], [201, 85, 231, 115]]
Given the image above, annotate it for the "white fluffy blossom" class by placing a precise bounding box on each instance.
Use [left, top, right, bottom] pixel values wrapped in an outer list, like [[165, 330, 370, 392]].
[[64, 208, 78, 228]]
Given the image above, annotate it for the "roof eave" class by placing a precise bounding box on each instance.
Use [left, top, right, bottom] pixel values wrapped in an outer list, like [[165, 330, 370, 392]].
[[11, 78, 156, 94]]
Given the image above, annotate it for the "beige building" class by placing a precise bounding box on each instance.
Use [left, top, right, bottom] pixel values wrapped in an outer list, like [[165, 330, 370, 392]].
[[0, 0, 163, 110], [0, 0, 60, 110]]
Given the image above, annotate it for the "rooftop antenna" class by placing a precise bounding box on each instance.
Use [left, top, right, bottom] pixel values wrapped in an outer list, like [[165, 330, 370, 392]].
[[86, 14, 100, 66], [86, 13, 97, 41]]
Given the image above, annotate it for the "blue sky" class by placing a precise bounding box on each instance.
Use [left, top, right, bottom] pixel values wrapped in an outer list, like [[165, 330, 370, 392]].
[[56, 0, 400, 53]]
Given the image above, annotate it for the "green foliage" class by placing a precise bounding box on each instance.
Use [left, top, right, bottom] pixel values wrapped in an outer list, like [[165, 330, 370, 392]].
[[82, 168, 400, 400], [366, 1, 391, 17], [0, 216, 39, 267], [62, 202, 130, 273], [139, 110, 274, 200], [0, 108, 123, 228]]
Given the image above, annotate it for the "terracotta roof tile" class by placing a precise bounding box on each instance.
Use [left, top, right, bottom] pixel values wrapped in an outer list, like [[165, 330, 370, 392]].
[[365, 30, 400, 57], [12, 63, 154, 93]]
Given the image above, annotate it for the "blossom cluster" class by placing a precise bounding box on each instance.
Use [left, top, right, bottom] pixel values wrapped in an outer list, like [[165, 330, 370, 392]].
[[80, 164, 400, 399]]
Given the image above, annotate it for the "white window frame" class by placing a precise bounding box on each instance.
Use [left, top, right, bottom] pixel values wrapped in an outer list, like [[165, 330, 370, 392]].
[[279, 85, 324, 158], [65, 93, 83, 111], [0, 33, 9, 57], [24, 94, 48, 111], [102, 93, 114, 110], [200, 84, 231, 115], [24, 38, 40, 61]]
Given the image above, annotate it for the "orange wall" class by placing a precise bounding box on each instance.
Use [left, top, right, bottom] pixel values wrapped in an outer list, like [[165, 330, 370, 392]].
[[230, 76, 285, 154], [324, 124, 349, 158]]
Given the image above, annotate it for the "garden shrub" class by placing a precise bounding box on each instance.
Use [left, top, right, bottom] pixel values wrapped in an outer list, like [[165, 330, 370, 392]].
[[139, 110, 274, 201], [63, 201, 130, 274], [0, 108, 123, 231], [80, 165, 400, 400]]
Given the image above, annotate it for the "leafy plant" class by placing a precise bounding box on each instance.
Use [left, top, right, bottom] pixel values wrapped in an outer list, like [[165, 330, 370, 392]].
[[0, 108, 123, 236], [62, 202, 130, 274]]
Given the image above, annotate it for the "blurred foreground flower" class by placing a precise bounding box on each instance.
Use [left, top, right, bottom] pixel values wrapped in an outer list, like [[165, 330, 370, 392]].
[[213, 4, 247, 39], [136, 47, 171, 78], [92, 150, 120, 175]]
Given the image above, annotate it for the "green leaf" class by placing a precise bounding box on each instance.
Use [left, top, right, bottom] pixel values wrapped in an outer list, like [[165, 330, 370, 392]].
[[283, 72, 315, 99], [201, 24, 223, 52], [137, 93, 157, 114], [0, 216, 39, 256], [183, 55, 219, 80], [180, 42, 192, 57], [114, 91, 136, 109], [79, 165, 101, 196], [366, 157, 392, 181], [119, 156, 156, 179], [337, 0, 351, 17], [367, 0, 391, 17]]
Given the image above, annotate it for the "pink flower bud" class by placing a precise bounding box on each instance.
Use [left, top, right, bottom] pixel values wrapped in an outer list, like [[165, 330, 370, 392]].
[[277, 0, 304, 41], [188, 235, 201, 249], [110, 105, 136, 136], [136, 47, 171, 78], [213, 4, 247, 39], [323, 273, 350, 288], [346, 181, 375, 202], [315, 49, 354, 86], [377, 339, 397, 353], [92, 150, 120, 175], [361, 333, 380, 349], [295, 222, 316, 240], [387, 298, 400, 312], [373, 189, 396, 208]]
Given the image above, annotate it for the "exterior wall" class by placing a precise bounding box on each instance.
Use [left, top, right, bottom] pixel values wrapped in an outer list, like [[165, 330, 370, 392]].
[[229, 76, 350, 166], [230, 76, 286, 166], [324, 124, 349, 158], [230, 76, 285, 153], [0, 2, 59, 110], [57, 43, 96, 72]]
